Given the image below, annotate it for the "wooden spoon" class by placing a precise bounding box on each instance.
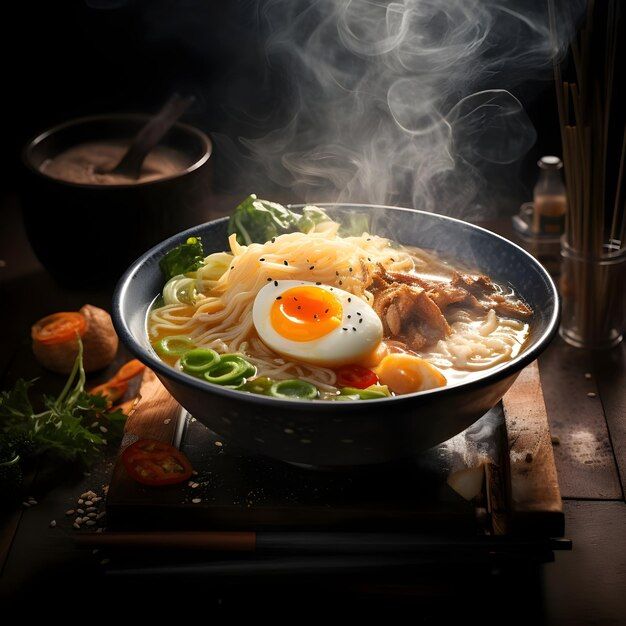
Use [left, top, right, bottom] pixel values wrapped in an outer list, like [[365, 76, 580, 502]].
[[99, 93, 195, 179]]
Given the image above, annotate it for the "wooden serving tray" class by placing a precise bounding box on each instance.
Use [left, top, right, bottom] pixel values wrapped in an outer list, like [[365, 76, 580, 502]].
[[106, 362, 564, 539]]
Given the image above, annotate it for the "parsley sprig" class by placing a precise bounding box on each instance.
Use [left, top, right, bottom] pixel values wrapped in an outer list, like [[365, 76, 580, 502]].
[[0, 340, 126, 467]]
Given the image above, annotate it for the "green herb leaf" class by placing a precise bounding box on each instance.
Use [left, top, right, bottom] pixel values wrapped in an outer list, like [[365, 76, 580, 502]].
[[159, 236, 205, 281], [227, 195, 330, 245]]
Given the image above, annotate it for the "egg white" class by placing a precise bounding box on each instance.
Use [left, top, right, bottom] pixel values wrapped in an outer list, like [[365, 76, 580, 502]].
[[252, 280, 383, 366]]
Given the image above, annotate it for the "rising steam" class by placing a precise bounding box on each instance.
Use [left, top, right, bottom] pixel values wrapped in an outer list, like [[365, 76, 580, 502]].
[[232, 0, 583, 217]]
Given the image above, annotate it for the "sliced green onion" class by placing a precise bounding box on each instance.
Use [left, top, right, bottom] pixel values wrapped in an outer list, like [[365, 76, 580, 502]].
[[180, 348, 220, 374], [334, 394, 360, 402], [154, 336, 196, 357], [204, 356, 252, 385], [269, 379, 319, 400], [219, 355, 257, 379], [339, 384, 390, 400], [242, 377, 273, 395]]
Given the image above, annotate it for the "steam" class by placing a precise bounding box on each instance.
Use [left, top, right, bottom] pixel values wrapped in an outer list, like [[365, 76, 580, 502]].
[[231, 0, 583, 217]]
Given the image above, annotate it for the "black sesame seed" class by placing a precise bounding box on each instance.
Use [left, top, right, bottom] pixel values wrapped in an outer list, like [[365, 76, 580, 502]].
[[284, 260, 288, 266], [309, 265, 315, 270], [276, 296, 282, 300], [352, 327, 357, 331], [347, 315, 351, 319], [271, 237, 276, 243], [293, 297, 298, 301], [349, 267, 353, 272], [356, 312, 361, 316], [313, 314, 318, 319], [297, 306, 301, 310], [339, 281, 343, 285], [230, 266, 234, 270], [342, 327, 348, 331], [259, 258, 265, 262], [348, 297, 352, 302], [325, 308, 329, 313], [274, 281, 278, 287], [367, 257, 371, 262], [359, 318, 363, 324], [390, 257, 395, 262], [335, 271, 339, 276], [267, 278, 272, 282], [315, 282, 321, 285]]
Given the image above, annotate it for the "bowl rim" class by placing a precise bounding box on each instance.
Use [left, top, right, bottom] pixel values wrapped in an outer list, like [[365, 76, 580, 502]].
[[22, 113, 212, 190], [112, 203, 560, 409]]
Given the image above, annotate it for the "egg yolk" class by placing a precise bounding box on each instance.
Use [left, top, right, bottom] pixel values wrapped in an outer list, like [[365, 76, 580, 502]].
[[270, 286, 343, 342], [375, 353, 447, 394]]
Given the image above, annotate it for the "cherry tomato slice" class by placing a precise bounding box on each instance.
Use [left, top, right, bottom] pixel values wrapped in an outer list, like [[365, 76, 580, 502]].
[[121, 439, 193, 486], [335, 364, 379, 389]]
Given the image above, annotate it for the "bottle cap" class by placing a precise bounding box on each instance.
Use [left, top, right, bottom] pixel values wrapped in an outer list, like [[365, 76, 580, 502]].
[[538, 155, 563, 170]]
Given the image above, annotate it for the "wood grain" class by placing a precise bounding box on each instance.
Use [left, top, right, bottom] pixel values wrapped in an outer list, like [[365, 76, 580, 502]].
[[538, 339, 623, 500], [501, 361, 564, 536]]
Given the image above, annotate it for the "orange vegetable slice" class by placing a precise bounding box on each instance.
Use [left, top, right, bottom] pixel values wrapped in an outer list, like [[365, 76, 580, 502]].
[[32, 312, 87, 346], [111, 359, 146, 383]]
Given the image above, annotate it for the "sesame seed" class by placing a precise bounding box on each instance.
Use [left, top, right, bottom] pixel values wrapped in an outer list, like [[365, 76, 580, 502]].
[[356, 312, 361, 316], [352, 327, 357, 332], [49, 520, 57, 528], [587, 392, 597, 398], [259, 258, 265, 262], [348, 297, 351, 302], [584, 372, 592, 379], [325, 308, 329, 313], [65, 509, 75, 516], [336, 271, 339, 276], [274, 281, 278, 286], [271, 237, 276, 243], [339, 281, 343, 285], [192, 498, 202, 504], [349, 267, 353, 272], [359, 318, 363, 324], [309, 265, 315, 270], [347, 315, 351, 319], [342, 328, 348, 331], [316, 282, 321, 285], [267, 277, 272, 281], [276, 296, 282, 300], [230, 266, 234, 270], [284, 260, 288, 266]]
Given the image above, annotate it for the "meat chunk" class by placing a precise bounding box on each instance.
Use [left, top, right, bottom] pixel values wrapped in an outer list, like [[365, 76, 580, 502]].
[[373, 284, 450, 351], [451, 273, 532, 318]]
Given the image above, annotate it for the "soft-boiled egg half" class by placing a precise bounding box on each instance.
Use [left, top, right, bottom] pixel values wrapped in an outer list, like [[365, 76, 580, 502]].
[[252, 280, 383, 366], [374, 353, 447, 394]]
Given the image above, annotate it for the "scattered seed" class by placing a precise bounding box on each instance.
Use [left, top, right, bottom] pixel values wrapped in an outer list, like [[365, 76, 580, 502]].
[[85, 520, 96, 527], [73, 523, 81, 530], [274, 281, 278, 287], [192, 498, 202, 504], [315, 282, 321, 285], [214, 441, 223, 447], [100, 558, 110, 565], [309, 265, 315, 270], [77, 508, 85, 515], [96, 528, 104, 533], [584, 372, 592, 379], [22, 502, 30, 508], [587, 392, 597, 398], [75, 517, 83, 525], [259, 258, 265, 262], [283, 260, 288, 266], [84, 500, 93, 506], [163, 418, 171, 425], [49, 520, 57, 528], [271, 238, 276, 243], [267, 277, 272, 282], [91, 422, 99, 429], [65, 509, 75, 516], [96, 512, 106, 520], [28, 498, 37, 505], [86, 506, 96, 513], [78, 499, 84, 505], [87, 513, 97, 519], [190, 482, 199, 489], [99, 426, 108, 433]]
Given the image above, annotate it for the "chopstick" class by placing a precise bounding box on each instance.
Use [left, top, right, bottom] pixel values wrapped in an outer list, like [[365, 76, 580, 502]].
[[77, 531, 571, 554], [105, 550, 558, 579]]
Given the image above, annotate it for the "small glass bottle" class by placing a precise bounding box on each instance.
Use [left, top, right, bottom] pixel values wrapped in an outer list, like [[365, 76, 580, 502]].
[[532, 156, 567, 235]]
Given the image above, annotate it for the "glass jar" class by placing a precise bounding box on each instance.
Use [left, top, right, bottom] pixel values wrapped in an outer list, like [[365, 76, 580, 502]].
[[560, 239, 626, 349], [533, 156, 567, 236]]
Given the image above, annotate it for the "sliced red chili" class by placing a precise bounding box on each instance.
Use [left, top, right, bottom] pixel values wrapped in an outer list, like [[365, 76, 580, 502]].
[[335, 364, 379, 389], [121, 439, 193, 486]]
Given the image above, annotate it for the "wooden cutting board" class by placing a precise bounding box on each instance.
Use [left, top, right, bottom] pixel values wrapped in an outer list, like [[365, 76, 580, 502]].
[[106, 362, 563, 538]]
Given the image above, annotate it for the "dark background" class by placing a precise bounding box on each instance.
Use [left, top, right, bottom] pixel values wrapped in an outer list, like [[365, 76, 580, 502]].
[[2, 0, 561, 207]]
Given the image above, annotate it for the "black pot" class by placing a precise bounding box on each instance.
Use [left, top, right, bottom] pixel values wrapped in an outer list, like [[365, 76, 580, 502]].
[[113, 204, 560, 467], [21, 114, 212, 286]]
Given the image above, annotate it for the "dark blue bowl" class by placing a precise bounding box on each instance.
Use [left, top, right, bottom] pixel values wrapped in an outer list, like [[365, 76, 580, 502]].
[[112, 204, 559, 466]]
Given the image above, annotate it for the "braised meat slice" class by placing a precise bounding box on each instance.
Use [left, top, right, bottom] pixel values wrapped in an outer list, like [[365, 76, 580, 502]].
[[373, 284, 450, 351], [451, 273, 532, 318]]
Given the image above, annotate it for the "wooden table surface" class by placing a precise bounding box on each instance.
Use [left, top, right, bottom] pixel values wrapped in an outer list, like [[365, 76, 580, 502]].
[[1, 192, 625, 620]]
